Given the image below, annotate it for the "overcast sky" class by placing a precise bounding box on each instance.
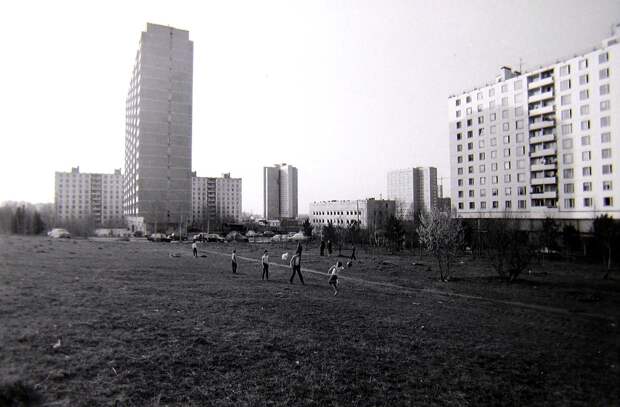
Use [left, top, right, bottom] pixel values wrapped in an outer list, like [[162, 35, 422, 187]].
[[1, 0, 618, 214]]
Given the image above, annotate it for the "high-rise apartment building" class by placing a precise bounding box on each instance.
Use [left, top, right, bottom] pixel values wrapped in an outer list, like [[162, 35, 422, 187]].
[[387, 167, 438, 219], [263, 163, 298, 220], [449, 25, 619, 220], [55, 167, 123, 226], [124, 23, 194, 233], [190, 172, 242, 229]]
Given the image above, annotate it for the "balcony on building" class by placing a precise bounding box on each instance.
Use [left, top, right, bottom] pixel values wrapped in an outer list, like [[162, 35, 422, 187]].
[[529, 118, 555, 131], [530, 147, 557, 158], [531, 161, 557, 172], [530, 132, 556, 144], [529, 104, 555, 116], [531, 190, 557, 199], [527, 75, 554, 90], [531, 176, 557, 185], [528, 89, 554, 103]]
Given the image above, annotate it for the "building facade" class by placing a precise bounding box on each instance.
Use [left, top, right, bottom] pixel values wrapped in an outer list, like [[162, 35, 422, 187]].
[[387, 167, 438, 219], [263, 163, 298, 220], [449, 26, 620, 220], [124, 23, 194, 233], [309, 199, 396, 229], [55, 167, 123, 226], [191, 173, 242, 229]]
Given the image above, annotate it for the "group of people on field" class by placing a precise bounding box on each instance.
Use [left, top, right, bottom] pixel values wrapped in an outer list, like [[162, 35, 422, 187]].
[[227, 241, 348, 296]]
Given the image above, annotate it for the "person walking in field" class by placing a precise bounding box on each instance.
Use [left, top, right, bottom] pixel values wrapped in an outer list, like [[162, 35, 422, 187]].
[[296, 242, 303, 256], [327, 240, 332, 256], [289, 252, 304, 285], [328, 261, 345, 296], [261, 250, 269, 280], [320, 239, 325, 256], [192, 241, 198, 258], [231, 249, 238, 274], [350, 245, 356, 261]]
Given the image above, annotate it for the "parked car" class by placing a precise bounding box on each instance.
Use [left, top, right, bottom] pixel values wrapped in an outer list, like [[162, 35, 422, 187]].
[[290, 232, 307, 241], [226, 231, 249, 242], [48, 228, 71, 238], [271, 234, 289, 242], [148, 233, 170, 242], [263, 230, 275, 237], [205, 233, 225, 242], [193, 232, 208, 242], [167, 233, 187, 241]]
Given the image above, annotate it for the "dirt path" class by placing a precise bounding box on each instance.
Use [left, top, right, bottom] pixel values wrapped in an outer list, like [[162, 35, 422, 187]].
[[204, 248, 617, 322]]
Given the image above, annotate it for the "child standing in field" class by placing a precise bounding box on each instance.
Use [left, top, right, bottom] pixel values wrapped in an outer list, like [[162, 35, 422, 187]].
[[261, 250, 269, 280], [328, 261, 344, 296], [289, 252, 304, 285], [192, 241, 198, 258], [231, 249, 238, 274]]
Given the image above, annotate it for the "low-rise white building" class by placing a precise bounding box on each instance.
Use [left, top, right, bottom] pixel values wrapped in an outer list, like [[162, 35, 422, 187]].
[[309, 199, 396, 229]]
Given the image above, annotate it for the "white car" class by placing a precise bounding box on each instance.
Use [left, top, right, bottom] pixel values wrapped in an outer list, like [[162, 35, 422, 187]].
[[290, 232, 307, 241], [48, 228, 71, 238]]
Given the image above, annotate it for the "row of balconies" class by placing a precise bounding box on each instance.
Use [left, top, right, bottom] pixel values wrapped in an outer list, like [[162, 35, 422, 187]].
[[528, 75, 554, 90], [528, 89, 554, 103]]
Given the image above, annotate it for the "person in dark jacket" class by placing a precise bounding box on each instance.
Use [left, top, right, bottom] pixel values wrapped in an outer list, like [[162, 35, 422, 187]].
[[320, 240, 325, 256], [327, 240, 332, 256]]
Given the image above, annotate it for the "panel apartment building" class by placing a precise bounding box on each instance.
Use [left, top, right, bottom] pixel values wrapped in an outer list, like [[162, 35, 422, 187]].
[[191, 172, 242, 229], [387, 167, 438, 219], [124, 23, 193, 233], [449, 25, 619, 220], [263, 163, 298, 220], [55, 167, 123, 226], [309, 199, 396, 229]]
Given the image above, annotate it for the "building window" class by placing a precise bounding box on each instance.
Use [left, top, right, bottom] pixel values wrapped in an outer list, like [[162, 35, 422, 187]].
[[603, 197, 614, 207], [603, 164, 613, 175], [480, 202, 487, 209], [502, 109, 509, 119], [583, 166, 592, 176], [563, 168, 574, 179], [579, 74, 589, 85], [515, 106, 524, 116], [580, 105, 589, 116], [599, 52, 608, 64], [581, 120, 590, 130], [501, 84, 508, 93], [581, 135, 591, 146], [559, 65, 570, 76], [560, 94, 571, 106], [600, 84, 610, 95], [579, 89, 589, 100], [561, 109, 572, 120], [578, 59, 588, 70], [561, 123, 572, 135], [600, 100, 610, 111], [560, 79, 571, 91], [584, 198, 593, 207], [503, 123, 509, 131], [489, 88, 495, 97], [583, 182, 592, 192], [562, 138, 573, 149], [505, 200, 512, 209], [504, 174, 511, 183], [456, 98, 461, 106], [601, 132, 611, 143], [600, 116, 611, 128], [478, 116, 484, 124], [564, 183, 574, 193], [458, 202, 464, 209], [582, 151, 591, 161], [599, 68, 610, 80], [480, 176, 486, 184], [603, 181, 613, 191], [515, 120, 524, 129], [602, 148, 612, 159], [456, 110, 461, 118], [564, 198, 575, 208], [563, 153, 573, 164], [477, 92, 483, 100], [501, 97, 509, 106]]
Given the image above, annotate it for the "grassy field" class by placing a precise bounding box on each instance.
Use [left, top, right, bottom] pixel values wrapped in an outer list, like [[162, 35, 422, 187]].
[[0, 235, 618, 406]]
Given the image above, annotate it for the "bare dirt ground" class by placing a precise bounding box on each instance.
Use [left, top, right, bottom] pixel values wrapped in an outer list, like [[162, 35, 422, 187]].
[[1, 235, 618, 406]]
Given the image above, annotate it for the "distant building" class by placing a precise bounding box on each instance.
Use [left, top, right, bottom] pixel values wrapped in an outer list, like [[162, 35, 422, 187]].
[[263, 163, 298, 220], [54, 167, 123, 226], [437, 197, 452, 213], [449, 25, 620, 219], [309, 199, 396, 229], [124, 23, 194, 233], [191, 173, 242, 229], [387, 167, 438, 219]]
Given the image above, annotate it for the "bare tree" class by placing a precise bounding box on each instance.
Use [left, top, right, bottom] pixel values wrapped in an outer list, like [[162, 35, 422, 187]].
[[482, 217, 533, 282], [417, 208, 464, 282]]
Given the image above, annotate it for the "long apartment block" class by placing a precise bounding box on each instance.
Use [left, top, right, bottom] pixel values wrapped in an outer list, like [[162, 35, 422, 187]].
[[449, 25, 619, 219], [191, 172, 242, 228], [55, 167, 123, 226]]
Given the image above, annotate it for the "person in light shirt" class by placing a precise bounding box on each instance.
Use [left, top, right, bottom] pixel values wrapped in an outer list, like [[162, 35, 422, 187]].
[[231, 249, 237, 274], [261, 250, 269, 280], [328, 261, 344, 296]]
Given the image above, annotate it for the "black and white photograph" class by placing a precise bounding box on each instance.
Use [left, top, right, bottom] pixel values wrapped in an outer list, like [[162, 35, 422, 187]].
[[0, 1, 619, 405]]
